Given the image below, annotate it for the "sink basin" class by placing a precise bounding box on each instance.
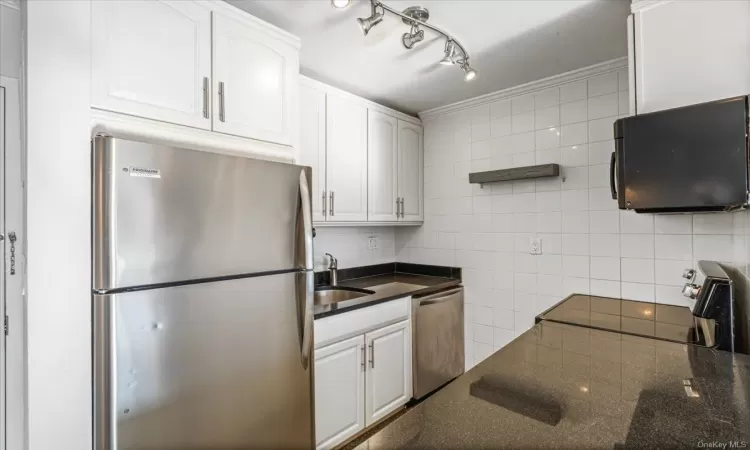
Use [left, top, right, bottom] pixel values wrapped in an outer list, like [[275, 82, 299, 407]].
[[314, 286, 374, 305]]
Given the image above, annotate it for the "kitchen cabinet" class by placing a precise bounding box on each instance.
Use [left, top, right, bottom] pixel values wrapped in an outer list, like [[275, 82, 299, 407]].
[[92, 0, 299, 149], [629, 0, 750, 114], [368, 110, 399, 222], [364, 320, 412, 426], [314, 335, 365, 450], [212, 12, 298, 145], [298, 76, 423, 225], [325, 92, 368, 222], [314, 298, 412, 449], [298, 82, 327, 222], [397, 120, 424, 222], [91, 0, 212, 130]]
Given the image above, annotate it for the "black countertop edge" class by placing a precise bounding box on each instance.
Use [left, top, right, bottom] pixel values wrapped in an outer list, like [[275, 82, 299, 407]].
[[314, 262, 461, 286], [313, 276, 461, 320]]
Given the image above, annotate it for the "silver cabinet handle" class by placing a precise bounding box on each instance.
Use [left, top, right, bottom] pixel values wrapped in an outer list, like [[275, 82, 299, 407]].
[[322, 191, 327, 217], [218, 81, 225, 122], [329, 191, 334, 217], [360, 345, 365, 371], [368, 342, 374, 368], [399, 198, 405, 218], [396, 197, 400, 217], [202, 77, 209, 119]]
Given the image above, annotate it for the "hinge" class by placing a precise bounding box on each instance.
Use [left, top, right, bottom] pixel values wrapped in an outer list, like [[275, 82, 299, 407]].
[[4, 315, 8, 336]]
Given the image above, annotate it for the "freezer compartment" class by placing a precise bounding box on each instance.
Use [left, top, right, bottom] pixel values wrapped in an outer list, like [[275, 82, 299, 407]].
[[93, 136, 313, 291], [412, 287, 465, 400], [93, 272, 314, 450]]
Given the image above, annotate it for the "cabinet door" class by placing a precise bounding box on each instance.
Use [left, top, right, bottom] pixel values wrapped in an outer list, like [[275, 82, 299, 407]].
[[325, 94, 368, 222], [633, 0, 750, 113], [299, 83, 327, 223], [367, 110, 399, 222], [92, 0, 211, 129], [315, 335, 365, 450], [212, 12, 298, 145], [365, 320, 412, 426], [397, 121, 424, 222]]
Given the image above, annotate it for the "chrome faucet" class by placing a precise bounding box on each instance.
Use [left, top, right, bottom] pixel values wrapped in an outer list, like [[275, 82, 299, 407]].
[[325, 253, 338, 286]]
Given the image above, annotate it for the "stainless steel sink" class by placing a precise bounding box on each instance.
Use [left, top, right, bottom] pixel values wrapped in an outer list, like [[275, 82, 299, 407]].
[[314, 286, 374, 305]]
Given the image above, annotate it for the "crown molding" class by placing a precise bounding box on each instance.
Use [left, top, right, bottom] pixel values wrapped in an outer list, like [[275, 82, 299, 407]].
[[417, 56, 628, 121], [630, 0, 672, 14], [0, 0, 20, 10]]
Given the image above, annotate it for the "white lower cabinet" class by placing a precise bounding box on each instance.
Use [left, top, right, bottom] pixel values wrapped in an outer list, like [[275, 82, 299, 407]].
[[364, 320, 412, 425], [314, 335, 366, 450], [314, 318, 411, 450]]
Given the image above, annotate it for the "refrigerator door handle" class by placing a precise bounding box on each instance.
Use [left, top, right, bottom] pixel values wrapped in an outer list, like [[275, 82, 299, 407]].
[[299, 271, 314, 370], [299, 170, 314, 271], [297, 169, 314, 369]]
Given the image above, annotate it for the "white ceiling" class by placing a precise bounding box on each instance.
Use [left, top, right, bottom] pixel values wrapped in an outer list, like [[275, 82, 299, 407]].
[[230, 0, 630, 115]]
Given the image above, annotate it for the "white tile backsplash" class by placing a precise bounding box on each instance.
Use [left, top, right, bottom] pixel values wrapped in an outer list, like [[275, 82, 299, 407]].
[[397, 66, 750, 367]]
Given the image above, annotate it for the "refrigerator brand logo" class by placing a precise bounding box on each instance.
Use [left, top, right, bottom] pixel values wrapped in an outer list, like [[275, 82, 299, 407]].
[[127, 167, 161, 179]]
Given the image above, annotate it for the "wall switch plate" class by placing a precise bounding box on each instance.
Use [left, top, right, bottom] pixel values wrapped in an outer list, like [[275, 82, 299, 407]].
[[368, 237, 378, 250], [530, 238, 542, 255]]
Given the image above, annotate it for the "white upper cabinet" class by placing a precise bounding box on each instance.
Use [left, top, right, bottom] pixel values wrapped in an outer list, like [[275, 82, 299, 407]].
[[365, 320, 411, 426], [212, 12, 298, 145], [398, 120, 424, 222], [299, 82, 327, 222], [631, 0, 750, 114], [325, 93, 368, 222], [92, 0, 212, 129], [314, 335, 365, 450], [368, 110, 399, 222]]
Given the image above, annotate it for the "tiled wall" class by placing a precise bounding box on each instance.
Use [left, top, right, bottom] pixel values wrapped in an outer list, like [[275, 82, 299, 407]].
[[313, 227, 395, 271], [395, 64, 750, 369]]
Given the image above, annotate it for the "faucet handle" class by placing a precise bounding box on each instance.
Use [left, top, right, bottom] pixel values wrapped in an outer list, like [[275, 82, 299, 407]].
[[325, 253, 338, 269]]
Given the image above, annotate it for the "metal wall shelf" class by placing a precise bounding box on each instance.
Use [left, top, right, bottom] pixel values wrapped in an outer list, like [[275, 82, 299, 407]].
[[469, 164, 560, 186]]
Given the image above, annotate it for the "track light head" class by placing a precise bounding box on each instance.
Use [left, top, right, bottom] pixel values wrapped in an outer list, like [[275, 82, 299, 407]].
[[402, 26, 424, 49], [439, 40, 457, 65], [357, 4, 384, 36], [461, 62, 477, 81]]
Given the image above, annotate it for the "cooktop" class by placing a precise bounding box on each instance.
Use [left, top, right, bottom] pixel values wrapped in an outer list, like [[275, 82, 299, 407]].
[[537, 294, 702, 345]]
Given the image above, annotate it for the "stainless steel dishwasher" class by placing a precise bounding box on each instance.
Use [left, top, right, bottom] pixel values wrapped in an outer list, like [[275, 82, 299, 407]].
[[412, 286, 465, 399]]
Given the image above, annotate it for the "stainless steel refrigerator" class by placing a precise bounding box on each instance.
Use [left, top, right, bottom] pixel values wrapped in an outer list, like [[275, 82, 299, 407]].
[[92, 136, 315, 449]]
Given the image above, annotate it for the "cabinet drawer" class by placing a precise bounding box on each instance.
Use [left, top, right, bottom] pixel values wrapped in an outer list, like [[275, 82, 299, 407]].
[[314, 297, 409, 349]]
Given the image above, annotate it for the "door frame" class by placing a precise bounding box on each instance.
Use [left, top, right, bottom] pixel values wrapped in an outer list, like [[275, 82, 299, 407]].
[[1, 75, 25, 450]]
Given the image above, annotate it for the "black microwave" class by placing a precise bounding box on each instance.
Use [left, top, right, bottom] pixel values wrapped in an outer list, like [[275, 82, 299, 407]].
[[612, 96, 749, 213]]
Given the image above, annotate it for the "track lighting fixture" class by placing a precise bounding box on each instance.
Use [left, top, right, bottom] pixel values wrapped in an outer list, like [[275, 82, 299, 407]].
[[357, 3, 384, 36], [402, 25, 424, 49], [330, 0, 351, 8], [348, 0, 478, 82], [439, 40, 458, 66]]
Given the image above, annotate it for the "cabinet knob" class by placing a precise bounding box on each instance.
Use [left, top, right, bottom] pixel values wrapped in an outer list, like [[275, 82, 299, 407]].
[[682, 269, 696, 280]]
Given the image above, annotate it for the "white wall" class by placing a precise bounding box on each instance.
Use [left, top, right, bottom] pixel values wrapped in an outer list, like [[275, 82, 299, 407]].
[[25, 1, 92, 449], [397, 61, 749, 369], [0, 2, 21, 79], [314, 227, 395, 272]]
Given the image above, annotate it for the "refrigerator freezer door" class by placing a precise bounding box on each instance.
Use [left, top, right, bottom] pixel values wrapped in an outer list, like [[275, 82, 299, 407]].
[[93, 272, 314, 449], [93, 136, 313, 291]]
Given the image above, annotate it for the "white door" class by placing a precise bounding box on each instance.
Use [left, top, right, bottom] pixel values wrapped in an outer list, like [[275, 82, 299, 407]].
[[315, 335, 365, 450], [91, 0, 212, 129], [299, 82, 327, 223], [397, 121, 424, 222], [367, 110, 399, 222], [633, 0, 750, 113], [365, 320, 412, 426], [325, 93, 368, 222], [212, 12, 298, 146]]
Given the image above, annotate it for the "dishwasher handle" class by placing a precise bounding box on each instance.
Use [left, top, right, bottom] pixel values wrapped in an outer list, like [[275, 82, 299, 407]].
[[417, 287, 463, 306]]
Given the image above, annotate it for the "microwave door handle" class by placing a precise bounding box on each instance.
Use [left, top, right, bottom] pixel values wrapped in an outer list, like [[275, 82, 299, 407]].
[[610, 151, 618, 200]]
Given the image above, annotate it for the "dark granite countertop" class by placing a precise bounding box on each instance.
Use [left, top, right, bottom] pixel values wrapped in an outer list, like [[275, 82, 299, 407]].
[[314, 273, 460, 319], [356, 321, 750, 449]]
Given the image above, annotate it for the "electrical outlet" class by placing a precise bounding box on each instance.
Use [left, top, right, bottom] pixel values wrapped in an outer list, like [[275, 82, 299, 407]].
[[368, 237, 378, 250], [530, 238, 542, 255]]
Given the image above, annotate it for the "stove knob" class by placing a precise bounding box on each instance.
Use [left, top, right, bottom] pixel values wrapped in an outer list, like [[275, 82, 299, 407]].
[[682, 269, 696, 280], [682, 283, 700, 299]]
